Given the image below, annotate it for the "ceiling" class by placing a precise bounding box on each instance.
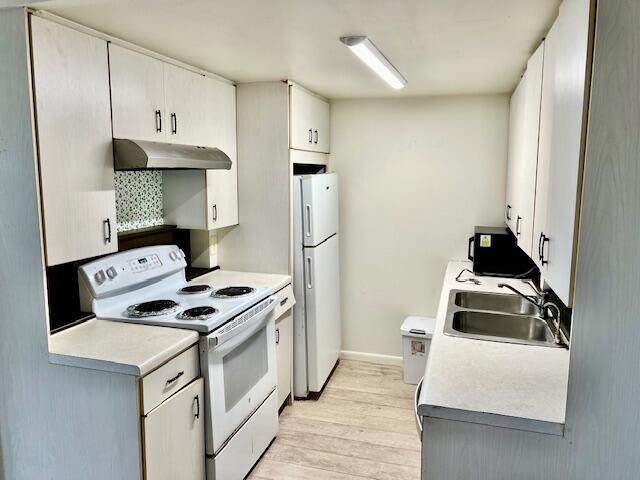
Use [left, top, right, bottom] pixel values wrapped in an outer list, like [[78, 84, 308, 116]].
[[30, 0, 560, 99]]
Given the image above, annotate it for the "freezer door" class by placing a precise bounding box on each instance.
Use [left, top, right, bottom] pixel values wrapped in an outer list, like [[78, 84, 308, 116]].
[[301, 173, 339, 247], [304, 234, 341, 392]]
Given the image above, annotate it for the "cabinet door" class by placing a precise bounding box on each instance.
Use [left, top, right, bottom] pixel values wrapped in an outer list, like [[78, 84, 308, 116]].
[[143, 378, 205, 480], [204, 78, 239, 229], [164, 64, 208, 146], [31, 17, 117, 266], [109, 44, 166, 142], [540, 0, 591, 306], [533, 20, 558, 270], [290, 85, 330, 153], [505, 74, 526, 234], [517, 41, 545, 257], [276, 310, 293, 408]]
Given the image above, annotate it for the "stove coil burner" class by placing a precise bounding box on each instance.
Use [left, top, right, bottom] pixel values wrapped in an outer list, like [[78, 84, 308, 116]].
[[212, 286, 256, 298], [127, 299, 180, 318], [179, 285, 212, 295], [177, 306, 218, 321]]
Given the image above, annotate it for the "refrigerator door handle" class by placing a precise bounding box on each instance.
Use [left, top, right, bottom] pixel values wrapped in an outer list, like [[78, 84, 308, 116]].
[[306, 256, 313, 289], [305, 204, 313, 238]]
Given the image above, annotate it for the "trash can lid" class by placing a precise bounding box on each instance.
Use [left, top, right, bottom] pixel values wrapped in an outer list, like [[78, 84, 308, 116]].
[[401, 316, 435, 339]]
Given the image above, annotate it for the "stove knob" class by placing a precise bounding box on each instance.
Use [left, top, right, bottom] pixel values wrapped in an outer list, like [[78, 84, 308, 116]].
[[94, 270, 106, 285], [169, 251, 178, 261], [106, 266, 118, 280]]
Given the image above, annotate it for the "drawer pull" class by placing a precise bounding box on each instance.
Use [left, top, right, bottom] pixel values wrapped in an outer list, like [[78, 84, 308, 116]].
[[280, 297, 288, 307], [165, 371, 184, 386]]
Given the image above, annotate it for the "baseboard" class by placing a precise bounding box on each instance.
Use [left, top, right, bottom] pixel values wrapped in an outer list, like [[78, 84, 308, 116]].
[[340, 350, 403, 366]]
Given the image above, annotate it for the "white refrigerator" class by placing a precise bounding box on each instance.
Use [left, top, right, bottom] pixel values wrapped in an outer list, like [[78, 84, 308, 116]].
[[293, 172, 341, 398]]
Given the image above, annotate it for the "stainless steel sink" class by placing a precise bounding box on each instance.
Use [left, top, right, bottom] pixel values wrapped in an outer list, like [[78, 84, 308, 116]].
[[454, 291, 539, 315], [444, 289, 561, 348]]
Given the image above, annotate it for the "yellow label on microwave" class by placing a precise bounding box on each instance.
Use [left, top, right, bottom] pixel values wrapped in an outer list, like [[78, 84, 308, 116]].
[[480, 235, 492, 248]]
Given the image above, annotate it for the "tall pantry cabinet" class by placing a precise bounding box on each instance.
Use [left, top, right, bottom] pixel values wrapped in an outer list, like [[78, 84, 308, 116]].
[[216, 81, 330, 410]]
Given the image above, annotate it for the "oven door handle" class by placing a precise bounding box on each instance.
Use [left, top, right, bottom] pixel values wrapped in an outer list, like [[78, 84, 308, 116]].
[[207, 296, 277, 354]]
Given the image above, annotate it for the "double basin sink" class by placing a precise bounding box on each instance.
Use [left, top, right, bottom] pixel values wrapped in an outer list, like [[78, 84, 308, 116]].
[[444, 290, 561, 348]]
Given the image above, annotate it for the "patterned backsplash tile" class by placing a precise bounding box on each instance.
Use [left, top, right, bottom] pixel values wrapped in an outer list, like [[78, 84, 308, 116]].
[[115, 171, 164, 232]]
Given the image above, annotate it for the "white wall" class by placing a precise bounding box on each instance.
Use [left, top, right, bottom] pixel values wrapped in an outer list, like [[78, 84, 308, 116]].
[[330, 95, 509, 359]]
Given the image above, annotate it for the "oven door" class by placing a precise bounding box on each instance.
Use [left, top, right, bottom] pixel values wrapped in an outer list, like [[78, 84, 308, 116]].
[[202, 295, 278, 455]]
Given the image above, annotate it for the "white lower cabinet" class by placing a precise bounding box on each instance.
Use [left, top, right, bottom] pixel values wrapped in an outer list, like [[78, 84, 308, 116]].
[[276, 310, 294, 408], [143, 378, 205, 480]]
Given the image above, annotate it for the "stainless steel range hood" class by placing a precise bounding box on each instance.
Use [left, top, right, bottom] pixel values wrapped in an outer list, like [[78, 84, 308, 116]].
[[113, 139, 232, 170]]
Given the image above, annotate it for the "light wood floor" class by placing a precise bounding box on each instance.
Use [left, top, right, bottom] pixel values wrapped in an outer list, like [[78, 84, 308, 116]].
[[249, 360, 421, 480]]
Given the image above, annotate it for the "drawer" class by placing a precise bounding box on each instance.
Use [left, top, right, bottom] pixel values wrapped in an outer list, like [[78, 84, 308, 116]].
[[274, 284, 295, 319], [141, 344, 199, 414]]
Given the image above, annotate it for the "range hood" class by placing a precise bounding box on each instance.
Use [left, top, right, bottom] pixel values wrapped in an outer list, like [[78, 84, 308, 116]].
[[113, 139, 232, 170]]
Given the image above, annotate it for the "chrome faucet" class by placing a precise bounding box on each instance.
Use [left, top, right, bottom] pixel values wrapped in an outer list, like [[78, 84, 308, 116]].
[[498, 283, 569, 348]]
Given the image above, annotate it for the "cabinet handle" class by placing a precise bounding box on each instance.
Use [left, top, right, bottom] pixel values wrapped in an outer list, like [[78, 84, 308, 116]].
[[314, 129, 318, 144], [155, 110, 162, 133], [541, 235, 550, 266], [538, 233, 544, 261], [516, 216, 522, 236], [103, 218, 112, 244], [506, 204, 512, 221], [308, 129, 313, 143], [280, 297, 288, 307], [275, 328, 280, 345], [212, 204, 218, 222], [165, 371, 184, 386], [194, 395, 200, 420], [171, 112, 177, 134]]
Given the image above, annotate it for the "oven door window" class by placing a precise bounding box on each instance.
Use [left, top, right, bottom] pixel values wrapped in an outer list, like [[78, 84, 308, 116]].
[[222, 327, 269, 412]]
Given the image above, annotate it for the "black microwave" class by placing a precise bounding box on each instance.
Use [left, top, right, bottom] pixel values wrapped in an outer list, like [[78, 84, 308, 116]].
[[467, 226, 537, 278]]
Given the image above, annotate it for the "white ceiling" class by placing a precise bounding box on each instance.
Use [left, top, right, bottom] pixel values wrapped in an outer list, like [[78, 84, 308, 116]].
[[31, 0, 560, 99]]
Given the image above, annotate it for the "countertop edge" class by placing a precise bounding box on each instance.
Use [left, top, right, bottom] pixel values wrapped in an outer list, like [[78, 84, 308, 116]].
[[49, 352, 141, 376], [418, 403, 565, 436]]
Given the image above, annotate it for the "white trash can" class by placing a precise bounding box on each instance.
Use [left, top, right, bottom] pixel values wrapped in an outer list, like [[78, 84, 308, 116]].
[[401, 316, 435, 385]]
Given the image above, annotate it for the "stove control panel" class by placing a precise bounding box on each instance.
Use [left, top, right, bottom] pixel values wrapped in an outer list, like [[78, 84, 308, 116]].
[[128, 254, 162, 273], [79, 245, 187, 305]]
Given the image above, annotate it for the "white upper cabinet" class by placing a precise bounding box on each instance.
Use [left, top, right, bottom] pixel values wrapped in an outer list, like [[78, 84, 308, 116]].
[[31, 17, 117, 266], [506, 0, 592, 306], [204, 78, 238, 229], [533, 23, 558, 271], [505, 73, 526, 235], [163, 77, 238, 230], [110, 46, 238, 231], [516, 41, 545, 257], [290, 84, 330, 153], [534, 0, 592, 306], [505, 41, 544, 258], [109, 44, 166, 142], [164, 63, 210, 146]]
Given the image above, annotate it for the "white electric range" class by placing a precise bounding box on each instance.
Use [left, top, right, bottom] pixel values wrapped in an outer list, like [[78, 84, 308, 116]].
[[79, 245, 280, 480]]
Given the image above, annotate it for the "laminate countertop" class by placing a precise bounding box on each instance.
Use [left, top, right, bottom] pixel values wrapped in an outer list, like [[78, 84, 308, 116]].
[[192, 269, 291, 295], [418, 261, 570, 436], [48, 269, 292, 376], [49, 319, 198, 376]]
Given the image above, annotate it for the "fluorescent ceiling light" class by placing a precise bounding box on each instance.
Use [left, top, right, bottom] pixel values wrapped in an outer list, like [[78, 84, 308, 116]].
[[340, 36, 407, 89]]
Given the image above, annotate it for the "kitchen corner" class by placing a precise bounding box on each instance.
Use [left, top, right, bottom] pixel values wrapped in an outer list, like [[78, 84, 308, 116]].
[[418, 261, 570, 436]]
